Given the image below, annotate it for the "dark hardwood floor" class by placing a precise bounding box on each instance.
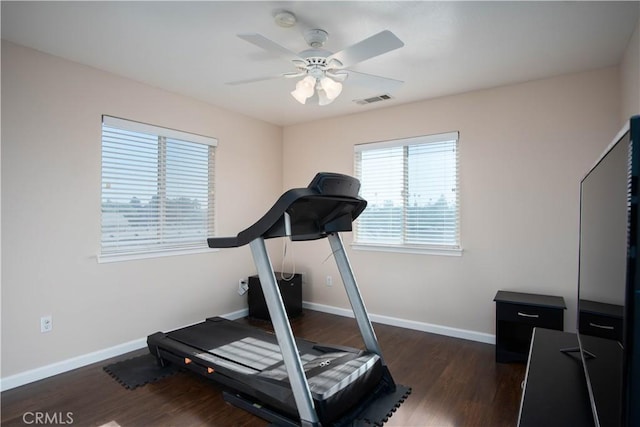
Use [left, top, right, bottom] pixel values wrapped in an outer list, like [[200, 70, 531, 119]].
[[1, 311, 525, 426]]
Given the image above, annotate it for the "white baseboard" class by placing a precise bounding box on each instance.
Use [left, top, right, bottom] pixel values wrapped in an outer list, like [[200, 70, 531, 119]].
[[0, 338, 147, 392], [0, 305, 493, 392], [0, 307, 249, 392], [302, 301, 496, 345]]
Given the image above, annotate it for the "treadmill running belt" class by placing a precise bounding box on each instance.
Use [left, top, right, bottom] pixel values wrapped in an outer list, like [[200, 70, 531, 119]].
[[214, 337, 283, 371], [167, 318, 316, 372], [155, 317, 385, 418]]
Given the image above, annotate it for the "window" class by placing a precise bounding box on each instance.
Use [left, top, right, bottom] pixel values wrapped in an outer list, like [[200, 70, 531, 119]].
[[100, 116, 216, 261], [353, 132, 460, 255]]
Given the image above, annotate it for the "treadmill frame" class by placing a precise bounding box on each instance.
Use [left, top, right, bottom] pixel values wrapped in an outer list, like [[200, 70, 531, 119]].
[[250, 232, 394, 427]]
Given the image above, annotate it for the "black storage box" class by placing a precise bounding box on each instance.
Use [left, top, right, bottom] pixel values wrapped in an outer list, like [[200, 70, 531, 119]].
[[248, 272, 302, 321]]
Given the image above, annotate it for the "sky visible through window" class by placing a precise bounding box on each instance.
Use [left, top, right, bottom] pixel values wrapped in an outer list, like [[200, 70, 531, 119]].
[[101, 125, 212, 253], [359, 142, 457, 209], [356, 136, 458, 247]]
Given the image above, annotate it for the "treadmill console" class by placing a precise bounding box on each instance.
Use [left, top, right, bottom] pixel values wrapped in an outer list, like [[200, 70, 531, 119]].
[[308, 172, 361, 197]]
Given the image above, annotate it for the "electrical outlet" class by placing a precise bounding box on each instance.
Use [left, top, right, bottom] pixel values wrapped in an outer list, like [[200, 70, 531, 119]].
[[238, 278, 249, 295], [40, 315, 52, 333], [326, 275, 333, 287]]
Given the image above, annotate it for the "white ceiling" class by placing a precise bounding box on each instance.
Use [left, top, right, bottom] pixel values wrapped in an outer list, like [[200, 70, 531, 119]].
[[2, 1, 638, 126]]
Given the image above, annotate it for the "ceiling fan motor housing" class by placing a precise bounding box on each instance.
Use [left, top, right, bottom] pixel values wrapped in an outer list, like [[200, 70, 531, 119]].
[[304, 29, 329, 48], [297, 49, 343, 72]]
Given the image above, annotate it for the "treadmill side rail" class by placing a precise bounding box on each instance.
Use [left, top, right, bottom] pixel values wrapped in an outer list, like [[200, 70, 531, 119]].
[[249, 237, 320, 427], [328, 234, 382, 357], [328, 232, 396, 390]]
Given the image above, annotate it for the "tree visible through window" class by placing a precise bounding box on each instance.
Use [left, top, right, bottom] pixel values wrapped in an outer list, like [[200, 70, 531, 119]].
[[354, 132, 460, 253], [100, 116, 216, 259]]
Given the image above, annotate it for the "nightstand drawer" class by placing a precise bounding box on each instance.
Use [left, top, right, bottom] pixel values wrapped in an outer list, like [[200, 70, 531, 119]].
[[579, 311, 623, 341], [498, 303, 564, 329]]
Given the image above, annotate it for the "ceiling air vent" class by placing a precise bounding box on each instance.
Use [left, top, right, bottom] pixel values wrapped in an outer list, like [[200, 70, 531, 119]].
[[354, 94, 394, 105]]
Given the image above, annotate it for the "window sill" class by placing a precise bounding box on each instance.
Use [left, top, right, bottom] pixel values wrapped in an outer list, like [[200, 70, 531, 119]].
[[97, 247, 218, 263], [351, 243, 463, 256]]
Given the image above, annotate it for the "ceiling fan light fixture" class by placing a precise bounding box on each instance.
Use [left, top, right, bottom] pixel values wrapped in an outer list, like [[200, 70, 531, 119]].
[[320, 76, 343, 100], [317, 89, 335, 106], [291, 86, 310, 104], [292, 74, 342, 106], [291, 75, 316, 104]]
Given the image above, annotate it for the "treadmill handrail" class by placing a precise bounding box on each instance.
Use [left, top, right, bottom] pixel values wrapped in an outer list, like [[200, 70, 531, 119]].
[[208, 173, 367, 249]]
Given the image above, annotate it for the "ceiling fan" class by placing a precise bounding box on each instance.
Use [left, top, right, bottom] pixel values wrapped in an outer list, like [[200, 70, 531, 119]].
[[228, 28, 405, 106]]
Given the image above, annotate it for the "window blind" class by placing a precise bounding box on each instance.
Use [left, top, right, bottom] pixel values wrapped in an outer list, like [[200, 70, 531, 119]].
[[100, 116, 217, 259], [354, 132, 460, 251]]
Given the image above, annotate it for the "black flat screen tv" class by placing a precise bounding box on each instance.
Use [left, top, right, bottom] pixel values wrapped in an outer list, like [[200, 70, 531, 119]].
[[577, 115, 640, 427]]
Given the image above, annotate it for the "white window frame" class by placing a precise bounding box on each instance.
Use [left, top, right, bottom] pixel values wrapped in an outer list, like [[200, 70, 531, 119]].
[[353, 131, 461, 256], [99, 115, 217, 262]]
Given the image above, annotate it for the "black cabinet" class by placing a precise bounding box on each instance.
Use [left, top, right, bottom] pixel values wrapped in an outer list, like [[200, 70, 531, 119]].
[[494, 290, 566, 363], [248, 272, 302, 321], [579, 299, 623, 342]]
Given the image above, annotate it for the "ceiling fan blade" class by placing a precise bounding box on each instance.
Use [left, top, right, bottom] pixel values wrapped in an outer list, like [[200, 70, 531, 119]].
[[326, 71, 348, 82], [226, 74, 287, 86], [225, 71, 306, 86], [328, 30, 404, 69], [344, 70, 404, 93], [238, 33, 303, 62]]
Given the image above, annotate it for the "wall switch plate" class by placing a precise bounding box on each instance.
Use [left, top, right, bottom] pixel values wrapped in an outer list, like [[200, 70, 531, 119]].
[[40, 315, 52, 333]]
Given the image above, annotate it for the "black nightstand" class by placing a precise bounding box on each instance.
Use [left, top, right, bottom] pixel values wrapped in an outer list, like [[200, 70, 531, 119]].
[[494, 290, 566, 363]]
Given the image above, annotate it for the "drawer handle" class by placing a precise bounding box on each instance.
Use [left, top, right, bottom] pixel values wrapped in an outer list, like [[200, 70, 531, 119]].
[[517, 312, 540, 318], [589, 322, 615, 330]]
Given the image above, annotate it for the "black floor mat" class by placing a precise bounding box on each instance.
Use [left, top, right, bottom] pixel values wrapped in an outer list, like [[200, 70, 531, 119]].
[[228, 384, 411, 427], [104, 353, 181, 390], [350, 384, 411, 426]]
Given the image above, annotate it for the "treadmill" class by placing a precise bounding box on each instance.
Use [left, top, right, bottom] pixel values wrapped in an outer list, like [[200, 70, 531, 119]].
[[147, 172, 409, 427]]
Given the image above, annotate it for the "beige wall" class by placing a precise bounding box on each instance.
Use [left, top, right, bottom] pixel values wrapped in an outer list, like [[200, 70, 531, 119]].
[[283, 67, 621, 336], [1, 41, 283, 377], [2, 32, 632, 382], [621, 17, 640, 122]]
